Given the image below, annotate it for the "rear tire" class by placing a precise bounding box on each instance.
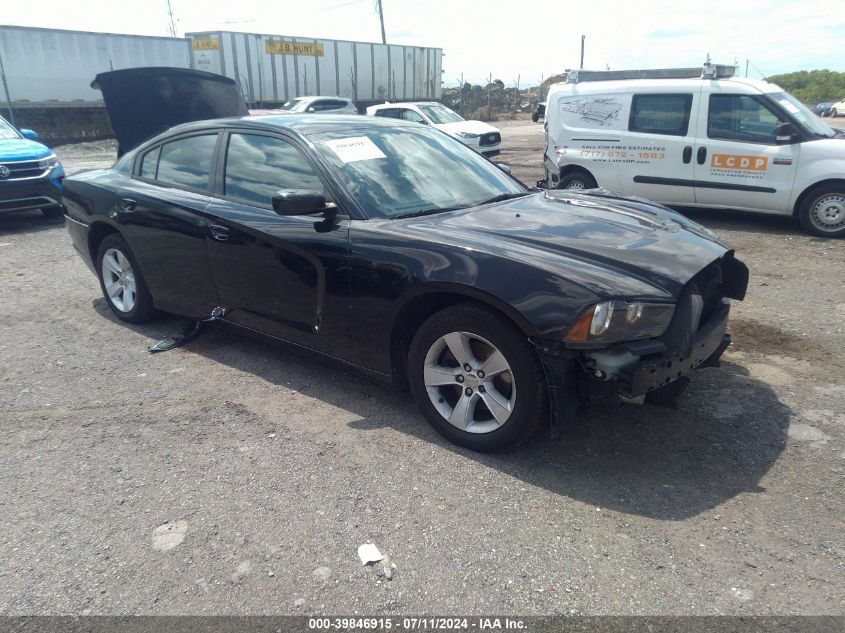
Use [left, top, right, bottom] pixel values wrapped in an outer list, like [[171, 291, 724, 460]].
[[556, 171, 597, 191], [96, 234, 158, 323], [408, 302, 547, 451], [798, 185, 845, 238]]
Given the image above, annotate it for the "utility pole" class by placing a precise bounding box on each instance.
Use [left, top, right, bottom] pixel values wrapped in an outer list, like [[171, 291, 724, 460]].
[[166, 0, 177, 38], [580, 35, 585, 69], [745, 59, 749, 78], [376, 0, 387, 44]]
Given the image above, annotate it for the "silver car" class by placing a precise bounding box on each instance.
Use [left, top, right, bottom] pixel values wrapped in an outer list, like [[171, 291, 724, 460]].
[[280, 96, 359, 114]]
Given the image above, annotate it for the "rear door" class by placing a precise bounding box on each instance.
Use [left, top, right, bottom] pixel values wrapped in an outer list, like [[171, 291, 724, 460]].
[[620, 89, 700, 204], [691, 91, 799, 212], [118, 132, 221, 318], [204, 130, 352, 356]]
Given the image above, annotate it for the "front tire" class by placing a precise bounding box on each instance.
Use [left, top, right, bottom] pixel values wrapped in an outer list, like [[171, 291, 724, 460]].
[[799, 185, 845, 238], [96, 234, 158, 323], [556, 171, 597, 191], [408, 302, 547, 451]]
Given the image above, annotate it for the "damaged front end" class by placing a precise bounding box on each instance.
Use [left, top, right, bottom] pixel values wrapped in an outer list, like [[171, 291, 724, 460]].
[[533, 253, 749, 436]]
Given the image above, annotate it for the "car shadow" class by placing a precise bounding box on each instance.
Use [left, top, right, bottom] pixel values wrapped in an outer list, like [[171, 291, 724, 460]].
[[94, 306, 789, 523], [0, 210, 65, 236]]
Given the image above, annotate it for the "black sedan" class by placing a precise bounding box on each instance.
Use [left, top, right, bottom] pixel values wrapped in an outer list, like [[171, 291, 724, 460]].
[[63, 74, 748, 452]]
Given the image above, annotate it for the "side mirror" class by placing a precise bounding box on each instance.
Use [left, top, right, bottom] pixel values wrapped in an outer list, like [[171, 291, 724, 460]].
[[495, 163, 512, 174], [272, 190, 328, 215], [20, 129, 39, 141], [415, 118, 428, 125], [775, 122, 798, 144], [307, 106, 316, 113]]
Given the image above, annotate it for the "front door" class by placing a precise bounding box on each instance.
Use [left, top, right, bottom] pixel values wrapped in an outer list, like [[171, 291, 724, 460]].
[[692, 92, 799, 213], [204, 131, 351, 356]]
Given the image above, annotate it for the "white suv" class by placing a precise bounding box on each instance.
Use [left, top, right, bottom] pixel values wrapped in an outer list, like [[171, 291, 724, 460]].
[[366, 102, 501, 157]]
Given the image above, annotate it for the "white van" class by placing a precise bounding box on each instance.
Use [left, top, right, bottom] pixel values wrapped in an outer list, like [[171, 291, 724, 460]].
[[542, 64, 845, 237]]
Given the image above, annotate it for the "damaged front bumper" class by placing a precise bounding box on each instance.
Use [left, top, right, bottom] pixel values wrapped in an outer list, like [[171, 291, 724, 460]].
[[533, 298, 732, 436]]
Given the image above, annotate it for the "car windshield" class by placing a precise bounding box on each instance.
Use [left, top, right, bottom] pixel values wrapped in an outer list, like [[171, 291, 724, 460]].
[[311, 125, 526, 218], [417, 104, 465, 125], [772, 92, 835, 137], [280, 98, 309, 112], [0, 117, 20, 140]]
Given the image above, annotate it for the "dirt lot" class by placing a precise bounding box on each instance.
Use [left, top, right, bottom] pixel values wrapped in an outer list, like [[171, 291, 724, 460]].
[[0, 123, 843, 616]]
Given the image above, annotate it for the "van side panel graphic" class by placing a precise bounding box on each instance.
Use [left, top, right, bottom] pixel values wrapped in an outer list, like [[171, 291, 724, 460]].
[[710, 154, 769, 171]]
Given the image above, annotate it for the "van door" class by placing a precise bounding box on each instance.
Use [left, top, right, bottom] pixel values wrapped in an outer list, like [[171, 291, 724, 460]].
[[620, 90, 700, 204], [692, 92, 799, 213]]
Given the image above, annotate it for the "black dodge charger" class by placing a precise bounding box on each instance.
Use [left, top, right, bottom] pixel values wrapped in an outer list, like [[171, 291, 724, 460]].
[[63, 68, 748, 451]]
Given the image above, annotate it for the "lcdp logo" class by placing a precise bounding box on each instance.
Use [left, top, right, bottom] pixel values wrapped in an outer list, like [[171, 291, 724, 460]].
[[711, 154, 768, 171]]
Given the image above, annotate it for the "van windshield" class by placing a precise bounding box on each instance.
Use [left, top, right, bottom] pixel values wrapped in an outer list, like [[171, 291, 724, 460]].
[[772, 92, 835, 138]]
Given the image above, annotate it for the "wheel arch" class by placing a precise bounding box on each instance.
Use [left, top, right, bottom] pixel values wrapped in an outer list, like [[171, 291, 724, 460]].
[[792, 178, 845, 216], [389, 284, 538, 390], [558, 164, 597, 184], [87, 222, 122, 267]]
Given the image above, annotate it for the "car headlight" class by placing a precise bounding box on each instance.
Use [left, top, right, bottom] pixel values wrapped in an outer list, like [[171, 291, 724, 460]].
[[38, 154, 59, 170], [455, 131, 480, 139], [564, 300, 675, 344]]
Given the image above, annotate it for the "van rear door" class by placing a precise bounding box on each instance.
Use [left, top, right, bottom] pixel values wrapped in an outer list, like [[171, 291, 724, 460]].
[[691, 91, 798, 213]]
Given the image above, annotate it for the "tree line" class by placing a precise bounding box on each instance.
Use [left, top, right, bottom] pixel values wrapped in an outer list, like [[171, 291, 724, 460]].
[[765, 70, 845, 104]]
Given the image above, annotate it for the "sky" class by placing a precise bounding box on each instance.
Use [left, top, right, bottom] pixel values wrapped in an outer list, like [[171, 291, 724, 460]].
[[2, 0, 843, 86]]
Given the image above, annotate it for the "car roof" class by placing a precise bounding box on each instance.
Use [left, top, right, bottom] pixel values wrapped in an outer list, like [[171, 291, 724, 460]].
[[149, 113, 419, 139], [291, 96, 352, 103], [370, 101, 439, 109], [547, 77, 783, 97]]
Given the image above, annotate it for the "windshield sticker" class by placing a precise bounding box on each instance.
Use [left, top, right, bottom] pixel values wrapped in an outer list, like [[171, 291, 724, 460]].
[[324, 136, 386, 163]]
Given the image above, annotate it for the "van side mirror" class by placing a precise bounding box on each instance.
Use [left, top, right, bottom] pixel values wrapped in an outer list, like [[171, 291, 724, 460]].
[[20, 129, 39, 141], [272, 190, 329, 215], [775, 122, 798, 144]]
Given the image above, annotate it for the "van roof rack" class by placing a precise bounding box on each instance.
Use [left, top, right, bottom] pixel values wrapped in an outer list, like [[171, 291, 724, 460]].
[[564, 63, 737, 84]]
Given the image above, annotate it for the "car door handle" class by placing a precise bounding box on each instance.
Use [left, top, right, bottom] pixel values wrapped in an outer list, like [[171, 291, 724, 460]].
[[209, 224, 229, 242], [682, 146, 692, 164], [697, 147, 707, 165]]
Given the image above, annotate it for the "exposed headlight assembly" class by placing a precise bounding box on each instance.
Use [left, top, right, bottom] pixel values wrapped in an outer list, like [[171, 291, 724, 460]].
[[455, 131, 480, 139], [38, 154, 59, 170], [564, 300, 675, 344]]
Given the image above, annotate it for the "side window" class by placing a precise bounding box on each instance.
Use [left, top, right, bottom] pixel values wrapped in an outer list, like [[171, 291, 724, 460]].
[[374, 108, 399, 118], [224, 133, 324, 207], [156, 134, 217, 190], [310, 101, 330, 112], [140, 146, 160, 179], [400, 109, 424, 123], [708, 94, 784, 144], [629, 94, 693, 136]]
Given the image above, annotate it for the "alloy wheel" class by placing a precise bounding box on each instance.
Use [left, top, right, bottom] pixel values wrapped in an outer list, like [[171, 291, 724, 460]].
[[101, 248, 137, 312], [423, 331, 516, 434]]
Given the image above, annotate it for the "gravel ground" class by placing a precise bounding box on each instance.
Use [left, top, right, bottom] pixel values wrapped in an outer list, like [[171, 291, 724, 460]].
[[0, 127, 843, 616]]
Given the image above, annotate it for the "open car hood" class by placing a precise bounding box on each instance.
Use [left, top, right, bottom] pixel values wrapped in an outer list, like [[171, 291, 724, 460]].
[[92, 67, 248, 153]]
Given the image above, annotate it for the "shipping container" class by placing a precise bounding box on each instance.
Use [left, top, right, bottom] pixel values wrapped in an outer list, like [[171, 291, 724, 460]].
[[0, 25, 191, 105], [186, 31, 442, 105]]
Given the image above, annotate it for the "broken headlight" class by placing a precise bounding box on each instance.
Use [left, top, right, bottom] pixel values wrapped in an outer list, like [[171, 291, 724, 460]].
[[564, 300, 675, 344]]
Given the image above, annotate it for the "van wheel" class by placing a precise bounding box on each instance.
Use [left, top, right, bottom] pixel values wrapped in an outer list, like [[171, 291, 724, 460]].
[[408, 303, 547, 452], [556, 172, 597, 190], [799, 185, 845, 238]]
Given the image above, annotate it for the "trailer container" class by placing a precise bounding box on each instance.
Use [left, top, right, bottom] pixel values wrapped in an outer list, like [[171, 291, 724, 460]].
[[0, 25, 191, 105], [186, 31, 442, 105]]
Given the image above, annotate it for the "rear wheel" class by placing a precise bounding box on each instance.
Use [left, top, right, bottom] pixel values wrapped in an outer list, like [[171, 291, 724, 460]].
[[799, 185, 845, 238], [556, 171, 597, 191], [96, 234, 158, 323], [408, 303, 547, 451]]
